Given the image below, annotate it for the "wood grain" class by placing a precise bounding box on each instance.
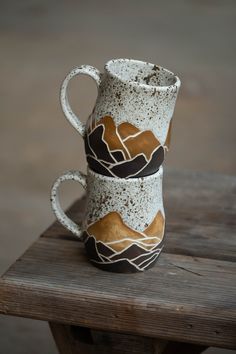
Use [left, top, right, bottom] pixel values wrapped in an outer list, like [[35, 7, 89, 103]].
[[163, 169, 236, 262], [49, 323, 166, 354], [49, 323, 206, 354], [0, 236, 235, 348], [0, 170, 235, 349], [43, 169, 236, 261], [50, 323, 95, 354]]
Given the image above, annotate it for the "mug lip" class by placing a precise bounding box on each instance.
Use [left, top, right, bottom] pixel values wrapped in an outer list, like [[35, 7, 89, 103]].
[[104, 58, 181, 92], [87, 165, 163, 182]]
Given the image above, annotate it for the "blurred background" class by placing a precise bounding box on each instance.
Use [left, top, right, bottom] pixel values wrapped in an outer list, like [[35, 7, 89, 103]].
[[0, 0, 235, 353]]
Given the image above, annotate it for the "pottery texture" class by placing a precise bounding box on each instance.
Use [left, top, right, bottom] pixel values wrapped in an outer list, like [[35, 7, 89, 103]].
[[51, 167, 165, 273], [60, 59, 180, 178], [53, 58, 181, 272]]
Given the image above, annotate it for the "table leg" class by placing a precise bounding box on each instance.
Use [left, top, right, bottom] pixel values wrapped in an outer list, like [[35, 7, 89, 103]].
[[161, 341, 207, 354], [49, 322, 207, 354]]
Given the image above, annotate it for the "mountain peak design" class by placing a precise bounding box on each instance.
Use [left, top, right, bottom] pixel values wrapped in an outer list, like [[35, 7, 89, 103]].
[[85, 211, 165, 273], [84, 234, 163, 273], [124, 130, 160, 160], [85, 115, 166, 178], [88, 212, 142, 252], [97, 116, 130, 159], [145, 211, 165, 237], [117, 122, 140, 140], [87, 210, 164, 253]]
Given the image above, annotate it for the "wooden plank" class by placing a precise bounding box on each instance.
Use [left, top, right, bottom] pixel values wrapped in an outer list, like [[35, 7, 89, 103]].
[[163, 169, 236, 262], [49, 322, 167, 354], [0, 237, 235, 349], [49, 323, 93, 354], [162, 341, 207, 354], [43, 169, 236, 262], [49, 322, 206, 354]]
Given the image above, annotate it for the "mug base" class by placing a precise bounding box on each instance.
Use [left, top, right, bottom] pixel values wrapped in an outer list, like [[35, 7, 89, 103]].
[[84, 234, 164, 273], [89, 254, 162, 273]]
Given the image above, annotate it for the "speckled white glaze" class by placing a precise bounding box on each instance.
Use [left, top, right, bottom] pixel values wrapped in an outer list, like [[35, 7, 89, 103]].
[[50, 170, 87, 237], [85, 166, 164, 231], [60, 58, 181, 145], [50, 166, 164, 238]]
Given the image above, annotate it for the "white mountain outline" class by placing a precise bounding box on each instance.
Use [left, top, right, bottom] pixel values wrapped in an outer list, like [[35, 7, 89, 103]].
[[131, 247, 161, 262], [138, 250, 161, 268], [85, 234, 163, 271], [91, 247, 162, 272], [86, 210, 165, 254], [124, 145, 163, 178], [87, 126, 117, 164], [94, 235, 161, 254], [123, 130, 143, 142], [89, 121, 131, 160], [86, 116, 164, 178], [109, 149, 126, 162], [139, 251, 162, 270], [92, 257, 143, 272]]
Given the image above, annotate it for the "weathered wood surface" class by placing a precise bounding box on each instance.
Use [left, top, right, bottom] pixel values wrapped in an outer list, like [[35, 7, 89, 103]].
[[44, 169, 236, 262], [163, 169, 236, 262], [49, 323, 206, 354], [49, 323, 165, 354], [0, 238, 235, 348], [0, 169, 236, 349]]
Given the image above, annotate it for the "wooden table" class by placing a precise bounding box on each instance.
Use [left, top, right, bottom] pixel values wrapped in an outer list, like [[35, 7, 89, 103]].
[[0, 169, 236, 353]]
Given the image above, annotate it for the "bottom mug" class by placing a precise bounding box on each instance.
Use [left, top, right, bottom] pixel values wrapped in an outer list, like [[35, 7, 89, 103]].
[[51, 167, 165, 273]]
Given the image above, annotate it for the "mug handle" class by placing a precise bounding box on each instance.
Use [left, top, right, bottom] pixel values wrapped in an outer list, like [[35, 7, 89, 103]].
[[60, 65, 102, 137], [50, 170, 87, 238]]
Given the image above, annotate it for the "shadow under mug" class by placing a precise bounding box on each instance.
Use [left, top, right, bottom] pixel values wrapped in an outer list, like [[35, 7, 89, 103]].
[[51, 167, 165, 273], [60, 58, 180, 179]]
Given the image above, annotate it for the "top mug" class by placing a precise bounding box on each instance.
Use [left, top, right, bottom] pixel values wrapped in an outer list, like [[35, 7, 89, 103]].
[[60, 58, 181, 178]]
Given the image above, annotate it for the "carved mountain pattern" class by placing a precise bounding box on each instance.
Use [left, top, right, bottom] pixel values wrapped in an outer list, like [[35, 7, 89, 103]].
[[84, 115, 167, 178], [117, 122, 140, 140], [84, 211, 165, 272]]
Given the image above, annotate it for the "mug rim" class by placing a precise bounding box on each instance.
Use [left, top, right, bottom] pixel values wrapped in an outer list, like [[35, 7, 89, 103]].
[[87, 165, 163, 182], [105, 58, 181, 92]]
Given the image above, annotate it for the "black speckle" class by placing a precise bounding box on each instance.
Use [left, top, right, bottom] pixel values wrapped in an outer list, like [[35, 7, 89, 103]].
[[115, 92, 121, 99], [152, 64, 160, 71]]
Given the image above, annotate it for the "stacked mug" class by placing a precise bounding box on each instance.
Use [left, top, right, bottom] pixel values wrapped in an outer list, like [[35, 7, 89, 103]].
[[51, 59, 181, 273]]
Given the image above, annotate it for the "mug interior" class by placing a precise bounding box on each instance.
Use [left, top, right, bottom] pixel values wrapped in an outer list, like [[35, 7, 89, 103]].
[[105, 59, 179, 89]]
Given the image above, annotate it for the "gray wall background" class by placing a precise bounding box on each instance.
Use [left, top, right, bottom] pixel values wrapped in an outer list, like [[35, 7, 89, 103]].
[[0, 1, 235, 353]]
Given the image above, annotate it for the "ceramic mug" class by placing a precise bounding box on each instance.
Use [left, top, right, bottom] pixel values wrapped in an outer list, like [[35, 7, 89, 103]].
[[51, 167, 165, 273], [60, 58, 181, 178]]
